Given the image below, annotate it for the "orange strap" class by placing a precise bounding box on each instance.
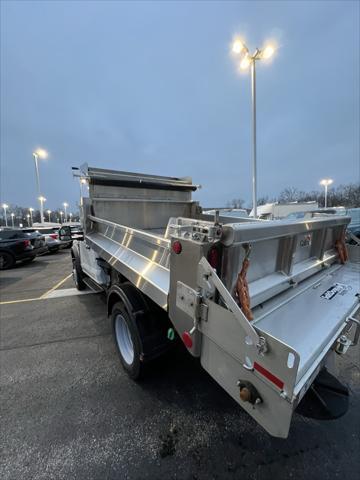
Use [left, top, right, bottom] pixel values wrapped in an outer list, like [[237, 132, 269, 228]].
[[335, 233, 348, 264], [235, 257, 253, 321]]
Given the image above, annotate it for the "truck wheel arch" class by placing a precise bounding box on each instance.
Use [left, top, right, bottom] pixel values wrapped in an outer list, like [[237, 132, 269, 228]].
[[107, 282, 149, 318]]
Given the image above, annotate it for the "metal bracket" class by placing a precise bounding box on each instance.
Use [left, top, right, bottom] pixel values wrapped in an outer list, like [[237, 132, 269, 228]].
[[197, 257, 264, 352], [176, 281, 209, 323], [176, 281, 201, 319], [346, 310, 360, 347]]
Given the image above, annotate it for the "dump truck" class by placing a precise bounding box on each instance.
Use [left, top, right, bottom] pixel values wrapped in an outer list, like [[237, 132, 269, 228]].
[[59, 164, 360, 438]]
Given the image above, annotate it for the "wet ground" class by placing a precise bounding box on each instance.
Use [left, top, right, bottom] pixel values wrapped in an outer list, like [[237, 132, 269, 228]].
[[1, 250, 359, 479]]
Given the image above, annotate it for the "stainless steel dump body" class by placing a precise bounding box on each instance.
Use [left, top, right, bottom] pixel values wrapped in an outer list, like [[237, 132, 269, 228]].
[[76, 164, 360, 438]]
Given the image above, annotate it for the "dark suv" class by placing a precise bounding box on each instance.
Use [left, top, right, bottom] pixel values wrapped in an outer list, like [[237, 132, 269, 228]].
[[0, 229, 47, 269]]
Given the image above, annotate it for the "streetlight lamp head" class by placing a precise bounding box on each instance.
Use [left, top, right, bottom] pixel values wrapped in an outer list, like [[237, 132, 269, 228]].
[[60, 211, 63, 215], [63, 202, 69, 207], [232, 39, 245, 55], [11, 213, 14, 217], [262, 45, 275, 59], [80, 178, 88, 185], [2, 203, 9, 209], [38, 196, 46, 202], [320, 178, 333, 187], [29, 207, 34, 212], [47, 209, 51, 214], [240, 54, 251, 70], [33, 148, 48, 159]]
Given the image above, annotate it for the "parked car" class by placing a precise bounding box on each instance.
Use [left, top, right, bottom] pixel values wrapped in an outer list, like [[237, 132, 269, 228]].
[[0, 228, 47, 269], [22, 227, 64, 253]]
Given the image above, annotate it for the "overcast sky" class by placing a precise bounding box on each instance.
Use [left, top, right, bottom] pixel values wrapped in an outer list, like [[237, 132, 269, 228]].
[[1, 0, 359, 212]]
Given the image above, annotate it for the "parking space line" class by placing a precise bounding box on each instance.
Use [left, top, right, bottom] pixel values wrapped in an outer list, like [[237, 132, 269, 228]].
[[0, 273, 73, 305], [43, 288, 95, 299], [39, 273, 73, 299], [0, 297, 43, 305]]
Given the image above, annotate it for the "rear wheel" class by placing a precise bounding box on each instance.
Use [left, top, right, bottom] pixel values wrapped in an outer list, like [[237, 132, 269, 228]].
[[0, 252, 15, 270], [72, 256, 86, 290], [112, 301, 143, 380]]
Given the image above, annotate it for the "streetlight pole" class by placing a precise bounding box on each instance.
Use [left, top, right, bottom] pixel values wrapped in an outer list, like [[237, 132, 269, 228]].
[[32, 148, 48, 224], [47, 210, 52, 222], [231, 39, 275, 218], [2, 204, 8, 227], [320, 178, 333, 208], [38, 197, 46, 224], [250, 57, 257, 218], [60, 211, 64, 223], [29, 208, 34, 226], [11, 213, 15, 228], [26, 214, 30, 226], [63, 202, 68, 223]]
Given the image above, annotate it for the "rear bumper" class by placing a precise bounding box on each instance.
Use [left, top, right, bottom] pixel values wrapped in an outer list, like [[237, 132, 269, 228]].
[[59, 240, 72, 248], [16, 246, 47, 260], [32, 246, 48, 256], [46, 239, 61, 250]]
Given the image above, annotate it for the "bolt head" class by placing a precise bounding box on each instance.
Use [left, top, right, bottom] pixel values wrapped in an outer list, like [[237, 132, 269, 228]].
[[239, 387, 251, 402]]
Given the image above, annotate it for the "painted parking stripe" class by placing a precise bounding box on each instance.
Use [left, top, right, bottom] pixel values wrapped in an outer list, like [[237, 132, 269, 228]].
[[0, 288, 96, 305], [0, 271, 97, 304], [39, 273, 73, 298], [42, 288, 96, 299], [0, 297, 42, 305]]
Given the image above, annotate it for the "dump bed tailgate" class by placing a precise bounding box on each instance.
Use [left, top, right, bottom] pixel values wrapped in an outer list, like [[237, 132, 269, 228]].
[[254, 262, 360, 385]]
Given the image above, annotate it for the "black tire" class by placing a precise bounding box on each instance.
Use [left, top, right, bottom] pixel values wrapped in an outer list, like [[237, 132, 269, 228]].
[[111, 301, 143, 380], [22, 256, 35, 264], [72, 255, 86, 290], [0, 252, 15, 270]]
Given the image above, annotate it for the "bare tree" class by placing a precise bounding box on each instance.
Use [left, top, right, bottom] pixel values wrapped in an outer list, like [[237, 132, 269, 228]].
[[227, 198, 245, 209], [226, 183, 360, 211], [278, 187, 301, 203]]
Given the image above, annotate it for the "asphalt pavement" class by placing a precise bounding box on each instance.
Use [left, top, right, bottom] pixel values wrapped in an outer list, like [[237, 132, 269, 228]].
[[0, 251, 359, 480]]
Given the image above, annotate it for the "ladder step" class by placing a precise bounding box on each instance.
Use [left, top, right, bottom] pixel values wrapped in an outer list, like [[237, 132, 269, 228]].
[[83, 277, 104, 293]]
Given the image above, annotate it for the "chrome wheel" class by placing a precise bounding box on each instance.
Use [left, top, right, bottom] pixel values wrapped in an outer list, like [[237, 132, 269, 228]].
[[115, 314, 134, 365]]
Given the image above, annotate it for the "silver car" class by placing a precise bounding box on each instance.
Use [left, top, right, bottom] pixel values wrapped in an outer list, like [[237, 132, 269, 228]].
[[22, 227, 63, 253]]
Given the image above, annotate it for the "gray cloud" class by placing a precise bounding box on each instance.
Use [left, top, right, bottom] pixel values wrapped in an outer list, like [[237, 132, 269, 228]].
[[1, 0, 359, 212]]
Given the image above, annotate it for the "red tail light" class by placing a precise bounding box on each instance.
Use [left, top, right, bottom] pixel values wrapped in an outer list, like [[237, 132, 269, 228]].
[[182, 332, 193, 349], [172, 241, 182, 254], [50, 234, 58, 239], [207, 246, 220, 270], [23, 239, 31, 247]]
